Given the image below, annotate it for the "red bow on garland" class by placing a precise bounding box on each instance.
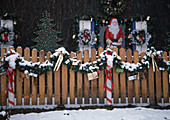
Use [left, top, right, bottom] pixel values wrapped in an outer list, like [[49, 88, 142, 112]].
[[4, 33, 8, 41], [139, 35, 144, 41], [84, 34, 88, 42], [104, 68, 113, 91]]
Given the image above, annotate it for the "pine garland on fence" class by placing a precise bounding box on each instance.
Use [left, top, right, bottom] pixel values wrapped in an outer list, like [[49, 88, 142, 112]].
[[0, 47, 169, 77]]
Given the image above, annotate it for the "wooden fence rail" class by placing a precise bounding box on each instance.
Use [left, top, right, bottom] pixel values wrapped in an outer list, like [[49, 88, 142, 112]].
[[0, 46, 169, 107]]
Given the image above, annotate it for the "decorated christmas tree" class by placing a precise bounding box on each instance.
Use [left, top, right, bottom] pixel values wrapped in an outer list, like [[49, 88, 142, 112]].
[[31, 10, 62, 53]]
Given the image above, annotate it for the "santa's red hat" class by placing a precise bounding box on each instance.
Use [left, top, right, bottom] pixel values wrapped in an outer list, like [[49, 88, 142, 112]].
[[109, 18, 118, 25]]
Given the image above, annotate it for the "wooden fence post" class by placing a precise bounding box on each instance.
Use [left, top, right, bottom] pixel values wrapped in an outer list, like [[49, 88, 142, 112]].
[[16, 47, 22, 105], [39, 50, 45, 105], [70, 52, 75, 104], [148, 56, 155, 105], [134, 50, 140, 103], [32, 49, 37, 105], [98, 47, 104, 104], [47, 52, 52, 105], [84, 50, 89, 104], [119, 48, 126, 103], [162, 52, 169, 103], [24, 48, 30, 105], [54, 67, 60, 105], [113, 47, 119, 104], [0, 48, 7, 106], [62, 63, 68, 105], [91, 48, 97, 104], [140, 52, 147, 103], [127, 49, 133, 104], [77, 51, 82, 104]]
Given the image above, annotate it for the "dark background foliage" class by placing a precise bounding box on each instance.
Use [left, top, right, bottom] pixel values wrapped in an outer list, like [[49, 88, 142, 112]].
[[1, 0, 169, 51]]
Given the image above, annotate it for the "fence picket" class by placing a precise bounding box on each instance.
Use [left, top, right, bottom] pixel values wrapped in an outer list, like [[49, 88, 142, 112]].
[[0, 48, 7, 106], [62, 63, 68, 105], [54, 67, 60, 105], [77, 51, 82, 104], [84, 50, 90, 104], [98, 47, 104, 104], [91, 48, 97, 104], [47, 52, 52, 104], [70, 52, 75, 104], [127, 49, 133, 103], [134, 50, 140, 103], [16, 47, 22, 105], [39, 50, 45, 105], [113, 47, 119, 104], [24, 48, 30, 105], [148, 59, 155, 105], [119, 48, 126, 103], [140, 52, 147, 103], [162, 52, 169, 103], [31, 49, 37, 105]]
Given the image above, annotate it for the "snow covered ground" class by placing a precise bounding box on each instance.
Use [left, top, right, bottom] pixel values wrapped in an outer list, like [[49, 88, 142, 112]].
[[10, 107, 170, 120]]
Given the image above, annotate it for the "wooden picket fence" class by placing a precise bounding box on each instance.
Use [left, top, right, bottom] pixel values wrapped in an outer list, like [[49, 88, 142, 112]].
[[0, 46, 170, 107]]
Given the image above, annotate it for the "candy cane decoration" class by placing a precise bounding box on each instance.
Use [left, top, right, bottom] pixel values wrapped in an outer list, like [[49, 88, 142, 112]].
[[5, 50, 20, 108], [104, 52, 114, 105], [6, 66, 15, 108]]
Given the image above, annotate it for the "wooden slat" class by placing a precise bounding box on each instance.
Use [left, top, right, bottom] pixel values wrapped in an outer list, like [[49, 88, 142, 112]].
[[77, 51, 82, 104], [155, 68, 162, 103], [148, 60, 155, 105], [62, 64, 68, 105], [54, 68, 60, 105], [24, 48, 30, 105], [70, 52, 75, 104], [16, 47, 22, 105], [47, 52, 52, 104], [31, 49, 37, 105], [127, 49, 133, 103], [134, 50, 140, 103], [91, 48, 97, 104], [84, 50, 89, 104], [119, 48, 126, 103], [162, 52, 169, 103], [0, 48, 7, 106], [140, 52, 147, 103], [39, 50, 45, 105], [98, 47, 104, 104], [113, 47, 119, 104]]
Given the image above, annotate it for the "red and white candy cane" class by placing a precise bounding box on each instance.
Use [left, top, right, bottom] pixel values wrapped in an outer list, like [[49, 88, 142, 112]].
[[5, 50, 20, 108], [6, 66, 15, 108], [104, 52, 114, 105]]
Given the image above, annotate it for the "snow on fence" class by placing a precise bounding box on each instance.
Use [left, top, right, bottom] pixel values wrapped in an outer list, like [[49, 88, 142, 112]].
[[0, 46, 170, 107]]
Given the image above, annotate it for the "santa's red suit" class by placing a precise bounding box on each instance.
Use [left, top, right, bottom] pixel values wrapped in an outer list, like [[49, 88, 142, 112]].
[[105, 18, 123, 49]]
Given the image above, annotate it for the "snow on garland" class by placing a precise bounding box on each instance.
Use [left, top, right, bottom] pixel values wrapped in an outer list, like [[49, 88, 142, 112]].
[[0, 47, 170, 77]]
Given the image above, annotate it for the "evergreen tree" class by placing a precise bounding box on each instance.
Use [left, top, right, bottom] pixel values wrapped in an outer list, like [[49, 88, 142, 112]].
[[31, 10, 62, 53]]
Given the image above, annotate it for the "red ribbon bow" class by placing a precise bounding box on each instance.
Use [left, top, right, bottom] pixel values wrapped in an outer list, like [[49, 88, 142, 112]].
[[4, 33, 8, 41], [139, 35, 144, 41], [84, 34, 88, 42], [104, 68, 113, 91], [6, 68, 16, 93]]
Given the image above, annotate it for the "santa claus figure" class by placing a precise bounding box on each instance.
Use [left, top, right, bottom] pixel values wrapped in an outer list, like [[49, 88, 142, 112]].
[[105, 18, 123, 49]]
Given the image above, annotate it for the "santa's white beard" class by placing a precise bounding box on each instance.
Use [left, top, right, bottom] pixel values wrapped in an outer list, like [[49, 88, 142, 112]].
[[108, 25, 120, 39]]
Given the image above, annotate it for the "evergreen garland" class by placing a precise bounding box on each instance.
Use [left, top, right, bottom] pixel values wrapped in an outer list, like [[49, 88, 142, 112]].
[[0, 47, 169, 77]]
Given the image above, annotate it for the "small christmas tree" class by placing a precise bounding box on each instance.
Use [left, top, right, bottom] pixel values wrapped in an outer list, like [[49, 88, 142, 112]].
[[31, 10, 62, 53]]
